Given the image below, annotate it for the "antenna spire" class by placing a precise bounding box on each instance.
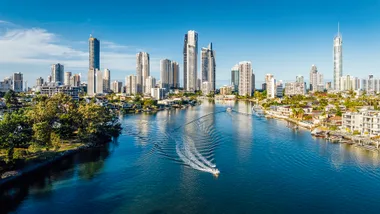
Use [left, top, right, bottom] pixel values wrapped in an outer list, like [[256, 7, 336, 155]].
[[338, 22, 340, 36]]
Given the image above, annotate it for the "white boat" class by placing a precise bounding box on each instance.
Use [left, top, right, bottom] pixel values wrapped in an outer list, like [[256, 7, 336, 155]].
[[252, 105, 264, 117], [212, 168, 220, 177], [226, 107, 232, 112]]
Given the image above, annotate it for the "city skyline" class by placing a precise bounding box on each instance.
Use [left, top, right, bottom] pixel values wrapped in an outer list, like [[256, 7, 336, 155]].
[[1, 0, 380, 87]]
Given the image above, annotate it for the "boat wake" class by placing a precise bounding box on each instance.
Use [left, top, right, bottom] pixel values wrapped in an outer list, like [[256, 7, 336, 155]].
[[176, 138, 219, 175]]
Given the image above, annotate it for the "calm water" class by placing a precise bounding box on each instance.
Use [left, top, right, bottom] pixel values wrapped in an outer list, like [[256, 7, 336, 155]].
[[2, 101, 380, 213]]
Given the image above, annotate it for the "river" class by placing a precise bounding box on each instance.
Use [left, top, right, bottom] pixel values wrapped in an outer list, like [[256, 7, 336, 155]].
[[2, 100, 380, 213]]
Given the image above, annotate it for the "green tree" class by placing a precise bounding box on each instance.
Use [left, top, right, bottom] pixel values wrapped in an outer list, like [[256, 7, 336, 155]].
[[0, 110, 32, 162], [4, 90, 18, 108]]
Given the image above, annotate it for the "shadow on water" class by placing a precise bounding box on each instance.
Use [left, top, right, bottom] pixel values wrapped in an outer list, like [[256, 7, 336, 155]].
[[0, 139, 118, 213]]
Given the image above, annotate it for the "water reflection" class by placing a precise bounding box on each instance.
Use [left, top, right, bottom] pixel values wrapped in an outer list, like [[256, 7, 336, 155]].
[[3, 102, 380, 213], [0, 142, 114, 213]]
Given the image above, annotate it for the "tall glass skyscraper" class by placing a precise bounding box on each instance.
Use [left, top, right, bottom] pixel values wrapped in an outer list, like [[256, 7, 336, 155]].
[[184, 30, 198, 92], [201, 43, 216, 92], [333, 24, 342, 91], [136, 52, 150, 94], [89, 35, 100, 70], [231, 64, 239, 92], [51, 63, 64, 83]]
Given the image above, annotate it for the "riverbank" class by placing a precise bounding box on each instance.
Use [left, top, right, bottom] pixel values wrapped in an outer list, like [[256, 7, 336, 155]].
[[263, 109, 380, 153], [0, 142, 101, 188]]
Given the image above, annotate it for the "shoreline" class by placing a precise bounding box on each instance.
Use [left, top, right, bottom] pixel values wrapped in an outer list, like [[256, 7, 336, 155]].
[[0, 142, 98, 188], [263, 109, 380, 153]]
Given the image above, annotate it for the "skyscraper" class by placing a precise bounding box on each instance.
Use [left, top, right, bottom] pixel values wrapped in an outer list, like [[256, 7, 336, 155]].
[[265, 74, 276, 98], [36, 77, 44, 87], [146, 76, 156, 95], [125, 75, 138, 95], [136, 52, 150, 94], [160, 59, 171, 90], [171, 61, 180, 88], [89, 35, 100, 70], [238, 61, 253, 96], [296, 75, 304, 83], [103, 69, 111, 92], [309, 65, 324, 92], [333, 23, 343, 91], [51, 63, 64, 83], [96, 69, 103, 94], [47, 75, 52, 83], [70, 74, 81, 87], [201, 43, 216, 93], [12, 72, 23, 92], [231, 64, 239, 92], [183, 34, 188, 90], [64, 72, 72, 85], [111, 81, 123, 93], [87, 69, 96, 96], [184, 30, 198, 92]]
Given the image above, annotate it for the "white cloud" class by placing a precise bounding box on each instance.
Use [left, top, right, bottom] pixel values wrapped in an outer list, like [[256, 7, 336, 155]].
[[0, 23, 161, 83]]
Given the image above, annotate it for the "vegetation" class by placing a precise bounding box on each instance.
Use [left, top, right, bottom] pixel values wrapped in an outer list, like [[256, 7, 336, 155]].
[[0, 93, 121, 164]]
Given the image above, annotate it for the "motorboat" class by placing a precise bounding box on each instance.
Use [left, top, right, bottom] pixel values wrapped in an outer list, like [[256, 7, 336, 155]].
[[226, 107, 232, 112], [212, 168, 220, 177], [252, 105, 264, 117]]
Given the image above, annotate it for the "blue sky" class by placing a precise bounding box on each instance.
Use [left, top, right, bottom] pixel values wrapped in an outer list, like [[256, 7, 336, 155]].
[[1, 0, 380, 87]]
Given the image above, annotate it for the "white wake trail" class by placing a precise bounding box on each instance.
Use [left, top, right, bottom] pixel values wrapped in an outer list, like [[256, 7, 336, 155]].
[[187, 138, 216, 168], [175, 136, 219, 175]]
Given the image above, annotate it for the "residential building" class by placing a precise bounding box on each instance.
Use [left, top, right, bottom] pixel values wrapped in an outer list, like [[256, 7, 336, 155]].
[[51, 63, 64, 83], [309, 65, 323, 92], [111, 81, 123, 93], [262, 83, 267, 91], [40, 85, 80, 100], [285, 82, 306, 96], [252, 73, 255, 95], [202, 81, 210, 95], [231, 64, 239, 92], [340, 75, 359, 91], [201, 43, 216, 92], [146, 76, 156, 95], [172, 61, 180, 88], [325, 82, 332, 90], [333, 24, 343, 90], [96, 69, 103, 94], [296, 75, 304, 83], [160, 59, 171, 90], [12, 72, 23, 92], [362, 79, 368, 91], [276, 81, 283, 97], [238, 61, 253, 96], [36, 77, 44, 87], [265, 74, 276, 98], [87, 68, 96, 96], [136, 52, 150, 93], [70, 74, 81, 87], [47, 75, 52, 83], [125, 75, 138, 95], [103, 69, 111, 92], [64, 72, 72, 85], [0, 76, 12, 92], [197, 78, 201, 91], [151, 88, 165, 100], [184, 30, 198, 92], [220, 85, 233, 95], [343, 110, 380, 136], [89, 35, 100, 70]]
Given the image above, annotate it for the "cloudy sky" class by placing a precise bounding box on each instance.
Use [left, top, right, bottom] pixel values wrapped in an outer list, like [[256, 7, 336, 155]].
[[1, 0, 380, 87]]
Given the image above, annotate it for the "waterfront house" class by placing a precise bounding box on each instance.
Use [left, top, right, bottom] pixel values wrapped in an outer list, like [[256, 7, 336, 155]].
[[327, 116, 342, 126], [342, 110, 380, 136]]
